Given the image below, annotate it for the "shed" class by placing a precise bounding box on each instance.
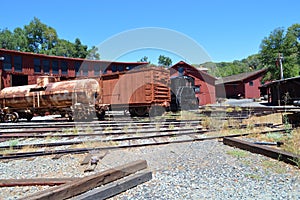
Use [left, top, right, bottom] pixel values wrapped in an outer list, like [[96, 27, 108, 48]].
[[215, 69, 267, 99], [260, 76, 300, 106], [170, 61, 216, 105]]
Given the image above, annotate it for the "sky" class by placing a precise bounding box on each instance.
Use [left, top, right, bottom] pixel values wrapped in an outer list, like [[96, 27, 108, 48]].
[[1, 0, 299, 64]]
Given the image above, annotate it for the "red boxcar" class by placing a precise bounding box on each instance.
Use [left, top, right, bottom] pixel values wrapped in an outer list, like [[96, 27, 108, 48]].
[[97, 66, 171, 116]]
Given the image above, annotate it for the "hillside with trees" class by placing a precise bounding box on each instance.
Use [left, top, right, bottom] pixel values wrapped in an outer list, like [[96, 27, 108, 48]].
[[202, 23, 300, 81]]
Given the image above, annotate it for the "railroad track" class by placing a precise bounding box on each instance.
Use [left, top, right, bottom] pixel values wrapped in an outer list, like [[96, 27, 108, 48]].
[[0, 121, 288, 160]]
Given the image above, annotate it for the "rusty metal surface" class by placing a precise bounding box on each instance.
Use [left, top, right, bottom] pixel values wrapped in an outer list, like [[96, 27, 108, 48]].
[[0, 76, 100, 110], [100, 67, 170, 107]]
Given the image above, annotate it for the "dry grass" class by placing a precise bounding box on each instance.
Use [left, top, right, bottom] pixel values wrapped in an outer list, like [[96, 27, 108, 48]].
[[242, 113, 283, 125]]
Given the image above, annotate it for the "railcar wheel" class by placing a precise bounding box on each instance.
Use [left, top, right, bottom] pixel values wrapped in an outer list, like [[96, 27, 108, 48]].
[[4, 112, 19, 123], [96, 111, 105, 120], [133, 107, 148, 117], [11, 112, 19, 122]]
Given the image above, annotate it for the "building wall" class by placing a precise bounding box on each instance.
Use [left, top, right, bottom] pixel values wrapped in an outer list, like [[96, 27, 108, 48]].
[[0, 49, 145, 88], [244, 77, 262, 99]]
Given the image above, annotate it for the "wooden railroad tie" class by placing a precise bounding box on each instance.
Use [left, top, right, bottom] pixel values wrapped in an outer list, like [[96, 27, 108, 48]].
[[20, 159, 151, 200], [223, 137, 300, 166]]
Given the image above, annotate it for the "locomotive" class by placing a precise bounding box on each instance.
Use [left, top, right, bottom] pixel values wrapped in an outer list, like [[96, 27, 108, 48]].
[[0, 67, 198, 122]]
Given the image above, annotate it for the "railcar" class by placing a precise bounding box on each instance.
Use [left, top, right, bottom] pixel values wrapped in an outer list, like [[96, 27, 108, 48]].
[[0, 76, 103, 122], [97, 66, 171, 117], [0, 67, 199, 122]]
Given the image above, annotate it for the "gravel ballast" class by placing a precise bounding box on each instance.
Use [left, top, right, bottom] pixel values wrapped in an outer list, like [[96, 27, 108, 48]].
[[0, 139, 299, 199]]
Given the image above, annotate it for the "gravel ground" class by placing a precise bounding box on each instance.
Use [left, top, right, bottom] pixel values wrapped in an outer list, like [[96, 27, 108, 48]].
[[0, 139, 299, 200]]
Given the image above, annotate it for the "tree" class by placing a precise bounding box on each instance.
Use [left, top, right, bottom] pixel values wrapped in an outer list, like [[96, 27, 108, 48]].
[[0, 29, 15, 49], [158, 55, 172, 67], [74, 38, 88, 58], [50, 39, 76, 57], [13, 27, 28, 51], [259, 24, 300, 81], [24, 17, 58, 53], [139, 56, 149, 63], [86, 46, 100, 60]]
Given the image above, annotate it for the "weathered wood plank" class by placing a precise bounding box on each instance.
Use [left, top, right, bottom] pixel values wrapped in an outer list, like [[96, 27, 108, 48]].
[[20, 160, 148, 200], [223, 137, 300, 166], [0, 178, 77, 187], [72, 171, 152, 200]]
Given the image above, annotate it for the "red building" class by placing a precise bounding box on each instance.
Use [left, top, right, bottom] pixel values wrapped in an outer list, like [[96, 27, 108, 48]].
[[0, 48, 147, 89], [170, 61, 216, 105], [215, 69, 267, 99]]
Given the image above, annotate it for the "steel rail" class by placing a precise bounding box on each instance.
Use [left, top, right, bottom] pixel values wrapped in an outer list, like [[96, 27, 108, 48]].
[[0, 128, 291, 160]]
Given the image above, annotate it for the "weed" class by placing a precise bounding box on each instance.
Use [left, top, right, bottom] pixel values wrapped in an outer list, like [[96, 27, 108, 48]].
[[245, 173, 261, 180], [261, 160, 287, 174], [226, 149, 249, 159], [104, 126, 112, 132], [288, 158, 300, 169], [9, 139, 19, 148], [168, 124, 175, 130]]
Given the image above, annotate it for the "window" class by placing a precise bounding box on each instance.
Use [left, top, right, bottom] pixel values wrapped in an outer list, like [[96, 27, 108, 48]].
[[75, 62, 81, 76], [249, 81, 254, 86], [42, 60, 50, 74], [111, 65, 117, 73], [14, 56, 22, 72], [34, 58, 41, 73], [52, 61, 59, 74], [94, 64, 101, 76], [3, 55, 12, 71], [118, 65, 124, 72], [194, 85, 200, 94], [82, 63, 88, 76], [61, 61, 68, 75]]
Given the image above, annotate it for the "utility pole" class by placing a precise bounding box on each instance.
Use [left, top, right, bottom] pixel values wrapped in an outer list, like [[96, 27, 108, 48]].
[[278, 53, 284, 80]]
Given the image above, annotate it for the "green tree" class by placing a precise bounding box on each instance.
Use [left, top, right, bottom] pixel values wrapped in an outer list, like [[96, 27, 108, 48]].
[[158, 55, 172, 67], [0, 29, 15, 49], [74, 38, 88, 58], [139, 56, 149, 62], [259, 24, 300, 81], [13, 27, 28, 51], [86, 46, 100, 60], [50, 39, 76, 57]]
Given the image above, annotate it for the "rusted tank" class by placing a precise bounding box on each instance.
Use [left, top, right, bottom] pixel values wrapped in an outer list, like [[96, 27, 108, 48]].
[[0, 76, 101, 121], [98, 66, 171, 116]]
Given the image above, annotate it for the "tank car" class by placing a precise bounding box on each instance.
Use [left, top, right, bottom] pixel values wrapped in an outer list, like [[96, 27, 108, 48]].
[[0, 76, 104, 122]]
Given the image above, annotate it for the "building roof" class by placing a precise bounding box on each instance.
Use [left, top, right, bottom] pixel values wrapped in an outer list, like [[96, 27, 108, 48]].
[[0, 48, 148, 65], [260, 76, 300, 88], [215, 68, 267, 85], [171, 61, 217, 81]]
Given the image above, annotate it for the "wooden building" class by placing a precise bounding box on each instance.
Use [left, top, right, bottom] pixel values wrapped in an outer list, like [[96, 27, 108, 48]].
[[215, 69, 267, 99], [260, 76, 300, 106], [0, 48, 147, 89], [170, 61, 216, 105]]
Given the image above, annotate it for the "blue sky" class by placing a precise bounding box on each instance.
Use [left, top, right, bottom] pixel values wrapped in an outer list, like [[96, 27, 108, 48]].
[[1, 0, 299, 64]]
